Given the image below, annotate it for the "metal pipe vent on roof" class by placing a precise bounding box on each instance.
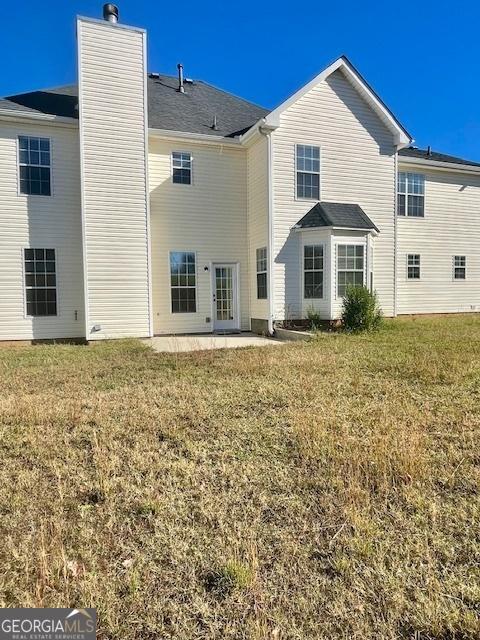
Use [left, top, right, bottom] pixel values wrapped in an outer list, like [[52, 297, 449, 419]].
[[427, 145, 432, 156], [103, 3, 119, 23], [177, 63, 185, 93]]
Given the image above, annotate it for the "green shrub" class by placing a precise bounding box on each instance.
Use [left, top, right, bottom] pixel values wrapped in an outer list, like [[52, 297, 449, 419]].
[[341, 285, 382, 332], [307, 306, 322, 330]]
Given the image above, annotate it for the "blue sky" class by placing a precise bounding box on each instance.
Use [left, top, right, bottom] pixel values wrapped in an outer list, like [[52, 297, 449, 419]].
[[2, 0, 479, 161]]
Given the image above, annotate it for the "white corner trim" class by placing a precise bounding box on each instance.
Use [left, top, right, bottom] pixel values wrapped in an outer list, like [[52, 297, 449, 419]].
[[143, 32, 154, 338]]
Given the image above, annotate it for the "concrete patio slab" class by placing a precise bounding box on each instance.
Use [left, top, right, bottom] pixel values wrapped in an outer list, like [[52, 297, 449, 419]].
[[145, 332, 283, 353]]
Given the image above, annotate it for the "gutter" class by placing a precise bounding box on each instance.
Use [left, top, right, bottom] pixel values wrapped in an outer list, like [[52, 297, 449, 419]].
[[0, 109, 78, 128], [148, 128, 242, 147], [398, 156, 480, 175]]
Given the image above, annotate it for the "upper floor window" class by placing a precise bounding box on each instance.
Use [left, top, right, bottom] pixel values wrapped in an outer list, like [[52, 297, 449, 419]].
[[398, 172, 424, 217], [172, 151, 192, 185], [296, 145, 320, 200], [18, 136, 51, 196], [337, 245, 364, 297], [256, 247, 267, 299], [407, 254, 421, 279], [304, 245, 323, 298], [170, 251, 196, 313], [454, 255, 466, 280], [24, 248, 57, 316]]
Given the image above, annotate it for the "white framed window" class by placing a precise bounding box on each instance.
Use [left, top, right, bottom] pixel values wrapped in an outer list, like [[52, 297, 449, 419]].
[[407, 254, 421, 279], [18, 136, 51, 196], [454, 255, 466, 280], [296, 144, 320, 199], [24, 248, 57, 316], [256, 247, 267, 299], [170, 251, 196, 313], [172, 151, 192, 185], [337, 245, 364, 297], [304, 245, 323, 298], [398, 172, 425, 217]]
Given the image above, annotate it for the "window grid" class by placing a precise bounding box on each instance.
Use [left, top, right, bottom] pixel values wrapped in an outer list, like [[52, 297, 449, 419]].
[[337, 245, 364, 297], [18, 136, 51, 196], [398, 172, 424, 217], [454, 255, 466, 280], [296, 145, 320, 199], [215, 267, 234, 320], [407, 254, 421, 279], [24, 248, 57, 316], [304, 245, 323, 299], [170, 252, 196, 313], [256, 247, 267, 299], [172, 151, 192, 185]]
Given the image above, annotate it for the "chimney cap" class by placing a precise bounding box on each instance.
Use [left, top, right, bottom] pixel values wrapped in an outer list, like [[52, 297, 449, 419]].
[[103, 3, 119, 23]]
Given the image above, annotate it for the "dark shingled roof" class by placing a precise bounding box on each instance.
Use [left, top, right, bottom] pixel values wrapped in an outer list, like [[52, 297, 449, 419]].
[[296, 202, 379, 232], [399, 147, 480, 168], [0, 75, 268, 138]]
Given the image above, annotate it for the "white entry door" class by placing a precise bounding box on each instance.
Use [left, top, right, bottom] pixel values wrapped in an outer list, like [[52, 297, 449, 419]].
[[212, 264, 239, 332]]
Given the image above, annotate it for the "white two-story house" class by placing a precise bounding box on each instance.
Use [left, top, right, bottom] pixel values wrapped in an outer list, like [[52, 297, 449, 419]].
[[1, 3, 479, 342]]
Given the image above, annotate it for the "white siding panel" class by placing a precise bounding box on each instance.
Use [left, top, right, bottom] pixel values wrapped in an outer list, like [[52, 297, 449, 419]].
[[149, 138, 249, 334], [0, 121, 84, 340], [272, 68, 396, 320], [247, 136, 269, 320], [78, 19, 150, 339], [397, 165, 480, 314]]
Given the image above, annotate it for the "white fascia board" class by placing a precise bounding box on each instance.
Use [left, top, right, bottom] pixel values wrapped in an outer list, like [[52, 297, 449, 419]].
[[398, 156, 480, 175], [76, 15, 146, 34], [262, 56, 412, 147], [148, 128, 242, 148], [294, 225, 379, 236], [0, 109, 78, 128], [238, 119, 278, 147]]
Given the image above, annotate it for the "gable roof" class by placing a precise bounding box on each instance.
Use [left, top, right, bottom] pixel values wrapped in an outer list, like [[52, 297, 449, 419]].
[[295, 202, 379, 233], [399, 147, 480, 168], [262, 56, 412, 147], [0, 76, 268, 138]]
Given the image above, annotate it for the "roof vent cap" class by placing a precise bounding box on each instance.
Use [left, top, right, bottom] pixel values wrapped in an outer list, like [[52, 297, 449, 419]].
[[103, 3, 119, 23]]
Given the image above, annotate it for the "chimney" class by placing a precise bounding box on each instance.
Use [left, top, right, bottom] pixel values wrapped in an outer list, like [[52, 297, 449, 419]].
[[177, 63, 185, 93], [103, 3, 119, 23]]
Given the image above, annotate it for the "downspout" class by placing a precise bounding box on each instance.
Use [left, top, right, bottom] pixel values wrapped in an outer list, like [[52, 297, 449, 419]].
[[259, 126, 275, 336]]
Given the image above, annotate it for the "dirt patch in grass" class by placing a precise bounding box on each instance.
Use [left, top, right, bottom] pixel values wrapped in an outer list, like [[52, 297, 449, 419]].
[[0, 316, 479, 639]]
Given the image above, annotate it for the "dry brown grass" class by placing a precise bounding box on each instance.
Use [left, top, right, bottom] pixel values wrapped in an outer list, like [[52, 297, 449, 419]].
[[0, 315, 479, 639]]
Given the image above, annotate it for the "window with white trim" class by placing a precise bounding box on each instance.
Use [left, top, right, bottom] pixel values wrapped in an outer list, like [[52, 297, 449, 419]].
[[304, 245, 323, 298], [18, 136, 51, 196], [337, 245, 364, 297], [454, 255, 466, 280], [24, 248, 57, 316], [296, 145, 320, 199], [407, 254, 421, 279], [172, 151, 192, 184], [170, 252, 196, 313], [256, 247, 267, 299], [398, 172, 424, 217]]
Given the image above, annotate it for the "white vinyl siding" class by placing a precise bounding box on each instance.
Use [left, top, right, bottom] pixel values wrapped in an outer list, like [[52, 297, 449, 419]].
[[247, 136, 269, 320], [0, 120, 84, 340], [149, 137, 249, 334], [78, 18, 150, 340], [397, 165, 480, 313], [272, 68, 396, 320]]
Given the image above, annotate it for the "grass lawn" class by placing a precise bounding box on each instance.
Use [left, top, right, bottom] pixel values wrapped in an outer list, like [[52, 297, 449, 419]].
[[0, 316, 479, 639]]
